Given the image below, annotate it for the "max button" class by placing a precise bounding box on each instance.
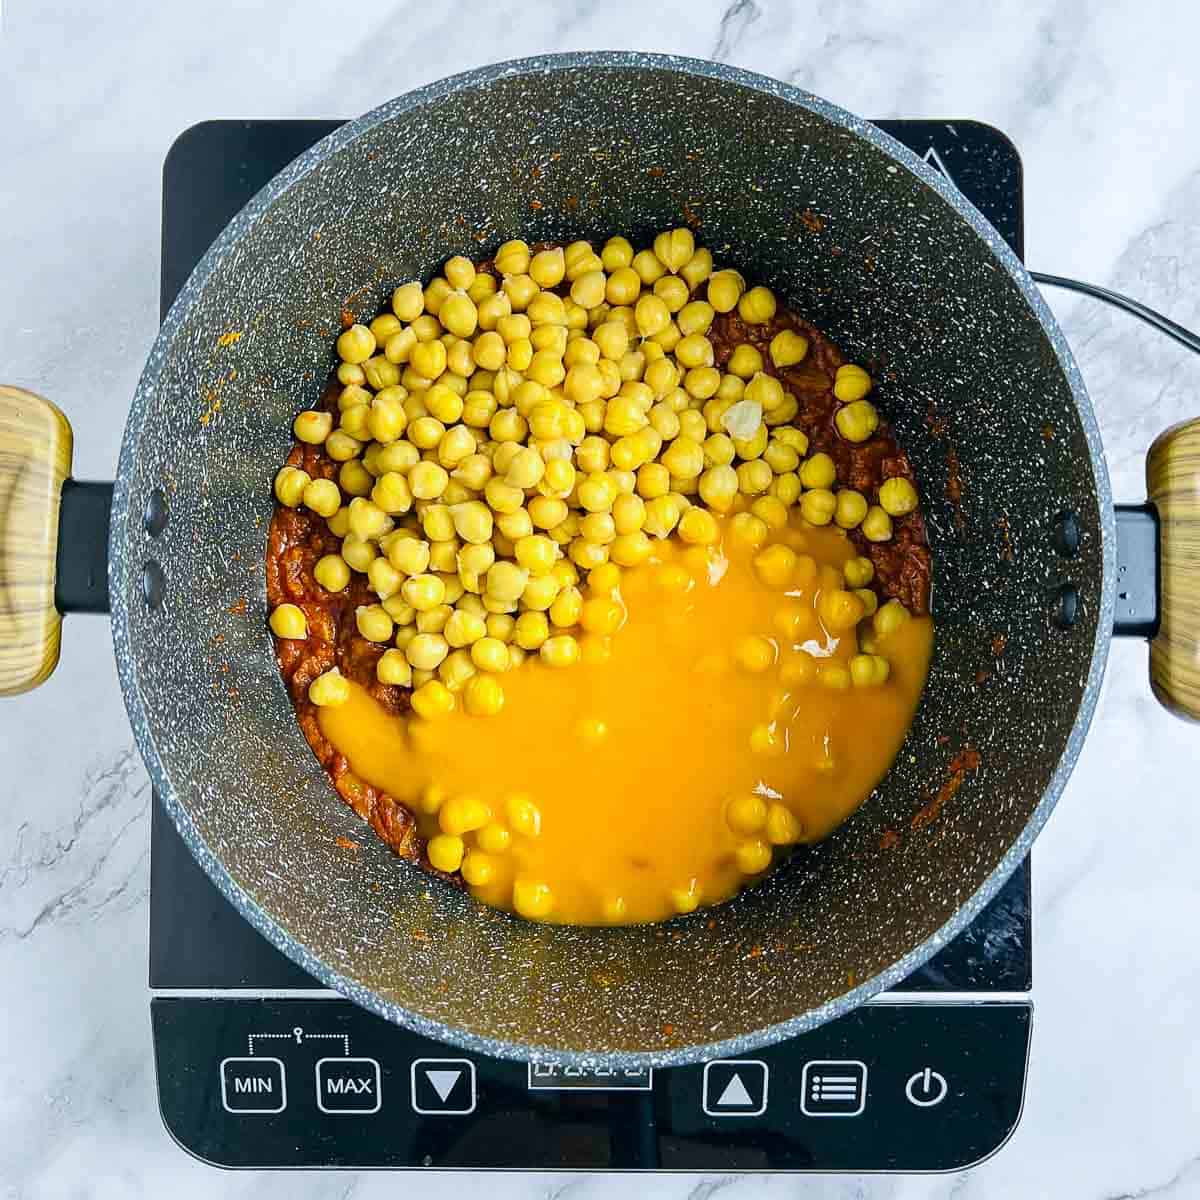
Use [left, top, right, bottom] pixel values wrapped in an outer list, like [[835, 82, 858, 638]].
[[316, 1057, 382, 1114]]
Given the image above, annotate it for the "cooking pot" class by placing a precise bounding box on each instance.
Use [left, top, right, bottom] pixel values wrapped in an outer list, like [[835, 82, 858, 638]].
[[4, 53, 1198, 1067]]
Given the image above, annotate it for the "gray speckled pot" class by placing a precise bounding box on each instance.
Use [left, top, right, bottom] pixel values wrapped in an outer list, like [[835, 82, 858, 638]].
[[109, 53, 1113, 1066]]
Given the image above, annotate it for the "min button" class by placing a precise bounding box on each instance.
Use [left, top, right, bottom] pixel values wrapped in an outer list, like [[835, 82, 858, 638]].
[[220, 1057, 286, 1114]]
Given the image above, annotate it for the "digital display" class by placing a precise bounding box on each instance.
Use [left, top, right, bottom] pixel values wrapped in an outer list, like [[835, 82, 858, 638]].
[[527, 1063, 654, 1091]]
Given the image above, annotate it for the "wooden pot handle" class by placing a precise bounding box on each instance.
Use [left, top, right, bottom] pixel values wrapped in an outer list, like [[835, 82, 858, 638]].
[[0, 387, 73, 695], [1147, 418, 1200, 721]]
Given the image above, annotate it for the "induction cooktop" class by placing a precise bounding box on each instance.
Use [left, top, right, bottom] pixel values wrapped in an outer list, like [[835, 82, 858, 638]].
[[151, 117, 1031, 1172]]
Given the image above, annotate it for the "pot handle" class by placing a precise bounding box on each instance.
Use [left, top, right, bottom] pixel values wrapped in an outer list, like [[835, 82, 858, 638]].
[[1147, 418, 1200, 721], [0, 386, 111, 696], [0, 387, 74, 694]]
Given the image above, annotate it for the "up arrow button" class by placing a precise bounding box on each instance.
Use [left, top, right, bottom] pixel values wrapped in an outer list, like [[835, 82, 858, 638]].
[[702, 1060, 769, 1117]]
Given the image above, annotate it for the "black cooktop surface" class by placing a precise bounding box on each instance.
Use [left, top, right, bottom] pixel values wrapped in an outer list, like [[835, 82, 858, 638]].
[[151, 117, 1030, 1172]]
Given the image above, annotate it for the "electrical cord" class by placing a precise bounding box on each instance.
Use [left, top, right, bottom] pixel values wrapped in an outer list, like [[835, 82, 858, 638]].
[[1031, 272, 1200, 357]]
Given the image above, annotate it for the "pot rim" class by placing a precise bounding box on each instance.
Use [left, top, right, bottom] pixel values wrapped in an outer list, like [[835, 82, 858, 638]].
[[110, 50, 1116, 1067]]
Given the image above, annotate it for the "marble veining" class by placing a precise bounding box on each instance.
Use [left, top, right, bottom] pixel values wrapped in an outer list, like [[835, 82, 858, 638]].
[[3, 1, 1200, 1196]]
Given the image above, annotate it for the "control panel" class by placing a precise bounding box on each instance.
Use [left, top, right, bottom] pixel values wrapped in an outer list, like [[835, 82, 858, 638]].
[[153, 997, 1029, 1170]]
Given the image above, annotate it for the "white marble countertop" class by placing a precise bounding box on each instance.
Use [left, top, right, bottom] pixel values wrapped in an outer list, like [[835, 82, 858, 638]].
[[3, 1, 1200, 1196]]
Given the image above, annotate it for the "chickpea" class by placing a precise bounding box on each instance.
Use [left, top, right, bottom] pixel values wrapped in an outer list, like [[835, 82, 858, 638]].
[[274, 466, 310, 508], [336, 324, 375, 364], [879, 476, 919, 516], [835, 398, 880, 443], [799, 488, 836, 526], [738, 285, 777, 324], [834, 363, 873, 402], [528, 246, 564, 288], [314, 553, 350, 593], [680, 246, 714, 289], [707, 269, 745, 313], [834, 489, 869, 529], [309, 667, 351, 707], [798, 452, 837, 490], [269, 603, 308, 640], [495, 239, 531, 276], [861, 505, 894, 542], [736, 460, 773, 496], [874, 599, 911, 637], [302, 478, 341, 519], [540, 635, 580, 668], [653, 227, 695, 273]]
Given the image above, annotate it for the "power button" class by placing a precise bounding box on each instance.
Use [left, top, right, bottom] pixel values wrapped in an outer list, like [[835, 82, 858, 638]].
[[904, 1067, 948, 1108]]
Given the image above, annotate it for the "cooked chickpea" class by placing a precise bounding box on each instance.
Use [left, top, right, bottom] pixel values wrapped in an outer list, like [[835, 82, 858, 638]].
[[528, 244, 564, 286], [861, 505, 894, 543], [540, 635, 580, 668], [495, 238, 531, 276], [302, 478, 341, 519], [849, 653, 889, 688], [737, 460, 773, 497], [736, 635, 775, 673], [728, 511, 768, 550], [401, 573, 446, 613], [798, 452, 837, 490], [765, 328, 807, 367], [835, 398, 880, 444], [707, 269, 745, 313], [634, 294, 671, 338], [736, 839, 773, 874], [738, 285, 777, 324], [313, 553, 351, 593], [406, 633, 450, 673], [744, 372, 785, 414], [429, 539, 460, 572], [353, 604, 392, 643], [410, 338, 447, 381], [607, 530, 649, 566], [834, 489, 869, 529], [427, 833, 465, 872], [469, 636, 509, 674], [293, 410, 333, 445], [683, 366, 720, 400], [648, 228, 690, 273], [754, 544, 797, 588], [367, 556, 403, 600], [834, 363, 873, 402], [879, 476, 919, 516], [274, 466, 310, 507], [677, 507, 719, 545], [629, 249, 665, 286], [309, 667, 350, 707], [336, 324, 375, 364], [409, 462, 449, 501], [765, 802, 802, 845], [269, 603, 307, 640], [874, 599, 911, 638], [444, 608, 488, 648], [370, 647, 411, 687], [799, 488, 836, 526], [548, 584, 583, 628], [337, 459, 371, 498]]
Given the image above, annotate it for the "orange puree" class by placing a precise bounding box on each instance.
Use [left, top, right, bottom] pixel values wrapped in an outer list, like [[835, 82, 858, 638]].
[[318, 515, 932, 925]]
